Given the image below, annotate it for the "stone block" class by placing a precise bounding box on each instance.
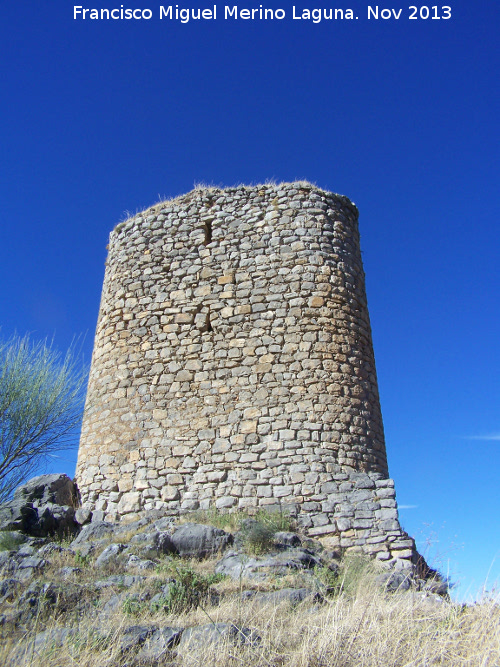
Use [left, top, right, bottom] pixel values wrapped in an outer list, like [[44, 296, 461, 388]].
[[118, 492, 141, 514]]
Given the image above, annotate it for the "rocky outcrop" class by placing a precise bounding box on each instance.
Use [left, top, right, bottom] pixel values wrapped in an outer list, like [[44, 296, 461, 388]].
[[0, 474, 78, 537]]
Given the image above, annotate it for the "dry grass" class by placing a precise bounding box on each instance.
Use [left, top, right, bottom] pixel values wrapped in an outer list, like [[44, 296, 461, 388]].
[[2, 548, 498, 667], [3, 586, 499, 666]]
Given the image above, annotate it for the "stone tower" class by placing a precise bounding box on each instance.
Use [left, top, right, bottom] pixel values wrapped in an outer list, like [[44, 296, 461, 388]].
[[76, 182, 416, 565]]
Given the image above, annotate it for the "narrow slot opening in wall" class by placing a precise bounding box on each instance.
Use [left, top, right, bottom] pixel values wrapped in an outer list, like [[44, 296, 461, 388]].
[[203, 221, 212, 246], [205, 310, 213, 332]]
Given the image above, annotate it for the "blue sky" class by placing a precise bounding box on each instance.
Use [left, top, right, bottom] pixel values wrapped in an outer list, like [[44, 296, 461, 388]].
[[1, 1, 498, 600]]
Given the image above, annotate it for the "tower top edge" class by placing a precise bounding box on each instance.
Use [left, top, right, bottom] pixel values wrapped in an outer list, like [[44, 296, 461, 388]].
[[112, 181, 358, 236]]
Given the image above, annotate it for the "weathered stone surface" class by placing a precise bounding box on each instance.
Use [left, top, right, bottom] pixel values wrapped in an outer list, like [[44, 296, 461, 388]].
[[7, 628, 76, 666], [120, 625, 156, 652], [274, 531, 302, 548], [215, 548, 322, 580], [94, 574, 145, 589], [241, 587, 321, 606], [71, 521, 114, 546], [0, 499, 38, 533], [126, 554, 156, 570], [95, 542, 127, 567], [13, 474, 76, 507], [129, 530, 176, 558], [376, 571, 412, 592], [0, 476, 78, 537], [178, 623, 260, 651], [75, 508, 92, 525], [0, 578, 20, 603], [170, 523, 233, 558]]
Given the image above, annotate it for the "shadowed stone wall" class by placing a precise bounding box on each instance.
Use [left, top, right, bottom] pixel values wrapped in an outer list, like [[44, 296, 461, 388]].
[[76, 182, 416, 565]]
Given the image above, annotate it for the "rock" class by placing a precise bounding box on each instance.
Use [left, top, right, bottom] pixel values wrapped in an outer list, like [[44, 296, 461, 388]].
[[241, 587, 321, 606], [0, 499, 38, 533], [215, 548, 322, 580], [120, 625, 157, 652], [71, 520, 115, 546], [15, 582, 59, 620], [75, 508, 92, 525], [18, 556, 46, 570], [58, 566, 82, 577], [137, 626, 184, 658], [0, 550, 18, 575], [7, 627, 76, 666], [149, 581, 177, 610], [154, 517, 176, 532], [100, 593, 122, 616], [17, 556, 48, 580], [119, 624, 184, 658], [37, 542, 69, 557], [128, 530, 176, 558], [73, 541, 96, 558], [35, 503, 77, 536], [13, 474, 76, 507], [274, 531, 302, 548], [376, 571, 412, 592], [423, 577, 449, 597], [170, 523, 233, 558], [96, 542, 127, 567], [127, 554, 156, 570], [115, 517, 150, 534], [0, 474, 77, 535], [17, 544, 36, 557], [94, 574, 145, 589], [178, 623, 260, 652], [0, 531, 28, 548], [0, 488, 77, 537], [0, 578, 20, 603]]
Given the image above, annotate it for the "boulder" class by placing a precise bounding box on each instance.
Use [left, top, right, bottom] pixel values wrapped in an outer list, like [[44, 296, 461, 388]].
[[137, 626, 184, 658], [241, 587, 322, 606], [95, 542, 127, 567], [376, 571, 412, 592], [120, 625, 157, 652], [178, 623, 260, 652], [132, 530, 177, 558], [71, 520, 115, 546], [94, 574, 146, 589], [126, 554, 156, 570], [75, 508, 92, 525], [0, 499, 38, 533], [170, 523, 233, 558], [0, 578, 20, 603], [120, 624, 184, 657], [13, 474, 76, 507], [215, 548, 322, 581], [0, 475, 78, 537], [274, 531, 302, 548]]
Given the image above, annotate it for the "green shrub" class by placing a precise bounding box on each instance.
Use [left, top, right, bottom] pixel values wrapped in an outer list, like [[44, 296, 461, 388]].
[[152, 564, 225, 614], [122, 595, 147, 616], [0, 531, 24, 551], [240, 521, 276, 555]]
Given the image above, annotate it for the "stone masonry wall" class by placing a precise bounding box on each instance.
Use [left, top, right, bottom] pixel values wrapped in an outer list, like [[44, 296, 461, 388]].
[[76, 182, 416, 566]]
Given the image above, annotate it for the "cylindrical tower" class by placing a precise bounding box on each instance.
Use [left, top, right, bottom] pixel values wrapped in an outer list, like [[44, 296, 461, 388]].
[[76, 182, 413, 561]]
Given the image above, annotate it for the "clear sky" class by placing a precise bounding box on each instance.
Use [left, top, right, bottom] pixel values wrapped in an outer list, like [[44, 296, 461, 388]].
[[1, 1, 498, 600]]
